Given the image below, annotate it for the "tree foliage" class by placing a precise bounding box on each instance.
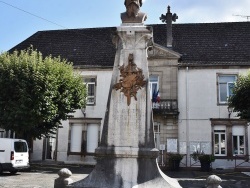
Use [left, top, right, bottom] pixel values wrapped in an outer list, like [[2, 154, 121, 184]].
[[229, 70, 250, 121], [0, 47, 86, 139]]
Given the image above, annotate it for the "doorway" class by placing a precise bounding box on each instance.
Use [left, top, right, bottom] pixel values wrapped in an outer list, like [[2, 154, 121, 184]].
[[43, 136, 56, 160]]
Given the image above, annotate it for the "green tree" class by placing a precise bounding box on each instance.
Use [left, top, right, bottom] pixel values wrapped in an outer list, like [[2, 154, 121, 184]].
[[0, 47, 86, 139], [229, 70, 250, 121]]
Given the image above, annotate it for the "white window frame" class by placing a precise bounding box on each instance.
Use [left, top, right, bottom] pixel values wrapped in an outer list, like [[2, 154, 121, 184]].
[[86, 82, 95, 105], [211, 120, 248, 157], [83, 77, 96, 105], [68, 119, 101, 155], [232, 126, 245, 156], [233, 135, 245, 156], [214, 129, 227, 156], [154, 122, 160, 149], [149, 75, 159, 99], [218, 74, 237, 104]]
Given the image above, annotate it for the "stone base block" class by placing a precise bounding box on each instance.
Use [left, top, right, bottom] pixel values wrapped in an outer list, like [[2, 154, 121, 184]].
[[67, 157, 181, 188]]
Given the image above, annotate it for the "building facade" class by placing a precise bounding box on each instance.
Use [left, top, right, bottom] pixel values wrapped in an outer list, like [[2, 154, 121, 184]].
[[3, 14, 250, 168], [178, 66, 250, 169]]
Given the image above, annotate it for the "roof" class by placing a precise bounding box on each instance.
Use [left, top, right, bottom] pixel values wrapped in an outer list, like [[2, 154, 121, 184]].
[[9, 27, 117, 67], [9, 22, 250, 67], [172, 22, 250, 66]]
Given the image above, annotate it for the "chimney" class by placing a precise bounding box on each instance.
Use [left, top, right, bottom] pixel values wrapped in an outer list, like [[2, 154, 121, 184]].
[[160, 6, 178, 48]]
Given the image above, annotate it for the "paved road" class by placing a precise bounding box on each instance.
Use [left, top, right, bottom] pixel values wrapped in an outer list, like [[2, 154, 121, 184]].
[[0, 171, 86, 188], [1, 163, 250, 188], [0, 164, 91, 188], [166, 170, 250, 188]]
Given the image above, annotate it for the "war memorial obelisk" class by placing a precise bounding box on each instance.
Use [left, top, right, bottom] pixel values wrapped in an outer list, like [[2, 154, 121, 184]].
[[69, 1, 182, 187]]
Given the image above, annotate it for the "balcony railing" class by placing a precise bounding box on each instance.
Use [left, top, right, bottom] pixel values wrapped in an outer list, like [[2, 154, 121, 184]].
[[152, 99, 179, 115]]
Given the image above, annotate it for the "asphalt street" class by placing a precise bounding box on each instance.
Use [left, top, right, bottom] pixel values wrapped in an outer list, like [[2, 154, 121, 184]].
[[0, 163, 91, 188], [0, 162, 250, 188]]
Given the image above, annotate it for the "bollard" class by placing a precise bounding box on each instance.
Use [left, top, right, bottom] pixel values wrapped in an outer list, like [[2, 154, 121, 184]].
[[54, 168, 73, 188], [206, 175, 222, 188]]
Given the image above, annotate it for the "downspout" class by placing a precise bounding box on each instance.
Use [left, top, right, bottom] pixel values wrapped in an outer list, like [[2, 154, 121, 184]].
[[54, 124, 59, 161], [185, 66, 190, 166]]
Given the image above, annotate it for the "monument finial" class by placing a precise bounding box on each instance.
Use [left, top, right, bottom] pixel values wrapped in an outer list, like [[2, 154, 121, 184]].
[[160, 5, 178, 47], [160, 5, 178, 23], [121, 0, 147, 24], [167, 5, 171, 13]]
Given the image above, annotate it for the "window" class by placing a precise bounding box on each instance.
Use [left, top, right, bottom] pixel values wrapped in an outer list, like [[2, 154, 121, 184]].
[[14, 141, 28, 153], [149, 75, 159, 99], [68, 118, 101, 156], [214, 130, 226, 156], [84, 77, 96, 105], [232, 126, 245, 156], [154, 122, 160, 149], [218, 75, 237, 104], [233, 135, 245, 155], [211, 119, 248, 158], [150, 75, 160, 108]]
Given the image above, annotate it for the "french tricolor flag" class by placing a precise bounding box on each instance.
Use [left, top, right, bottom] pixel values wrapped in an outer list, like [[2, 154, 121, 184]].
[[152, 89, 160, 103]]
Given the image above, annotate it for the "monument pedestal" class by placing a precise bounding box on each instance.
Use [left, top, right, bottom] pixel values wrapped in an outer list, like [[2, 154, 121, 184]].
[[68, 26, 181, 188]]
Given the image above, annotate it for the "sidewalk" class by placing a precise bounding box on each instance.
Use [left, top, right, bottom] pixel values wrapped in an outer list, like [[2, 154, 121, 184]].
[[29, 161, 250, 188], [30, 161, 94, 174]]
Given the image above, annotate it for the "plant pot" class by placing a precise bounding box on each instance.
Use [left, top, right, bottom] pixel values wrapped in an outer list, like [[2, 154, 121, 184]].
[[169, 159, 181, 171], [200, 161, 211, 172]]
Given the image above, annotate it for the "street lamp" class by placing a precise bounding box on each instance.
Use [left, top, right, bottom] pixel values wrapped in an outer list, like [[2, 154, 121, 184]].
[[228, 106, 233, 118], [81, 107, 86, 117]]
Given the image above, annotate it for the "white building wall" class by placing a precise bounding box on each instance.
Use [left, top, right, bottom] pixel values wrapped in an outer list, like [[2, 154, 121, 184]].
[[30, 139, 43, 161], [70, 70, 113, 118], [178, 67, 250, 168], [57, 120, 70, 162]]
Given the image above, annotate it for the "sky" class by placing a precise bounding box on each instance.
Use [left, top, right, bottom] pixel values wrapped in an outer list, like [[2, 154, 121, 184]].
[[0, 0, 250, 52]]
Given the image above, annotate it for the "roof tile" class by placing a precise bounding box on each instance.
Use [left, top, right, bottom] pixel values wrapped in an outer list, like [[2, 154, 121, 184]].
[[9, 22, 250, 66]]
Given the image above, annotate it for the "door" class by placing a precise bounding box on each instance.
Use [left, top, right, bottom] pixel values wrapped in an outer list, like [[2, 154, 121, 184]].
[[44, 137, 56, 160], [12, 140, 29, 168]]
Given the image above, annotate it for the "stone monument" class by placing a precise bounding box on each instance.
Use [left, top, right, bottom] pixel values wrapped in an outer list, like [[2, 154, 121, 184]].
[[68, 1, 182, 187]]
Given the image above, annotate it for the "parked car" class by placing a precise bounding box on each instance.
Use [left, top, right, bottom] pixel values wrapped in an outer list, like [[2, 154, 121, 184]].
[[0, 138, 30, 174]]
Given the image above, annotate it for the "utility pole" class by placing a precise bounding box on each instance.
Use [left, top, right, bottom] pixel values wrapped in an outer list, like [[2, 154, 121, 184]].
[[233, 14, 250, 21]]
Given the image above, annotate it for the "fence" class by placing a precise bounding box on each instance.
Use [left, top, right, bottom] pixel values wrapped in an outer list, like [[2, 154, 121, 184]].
[[159, 153, 250, 170], [234, 154, 250, 169]]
